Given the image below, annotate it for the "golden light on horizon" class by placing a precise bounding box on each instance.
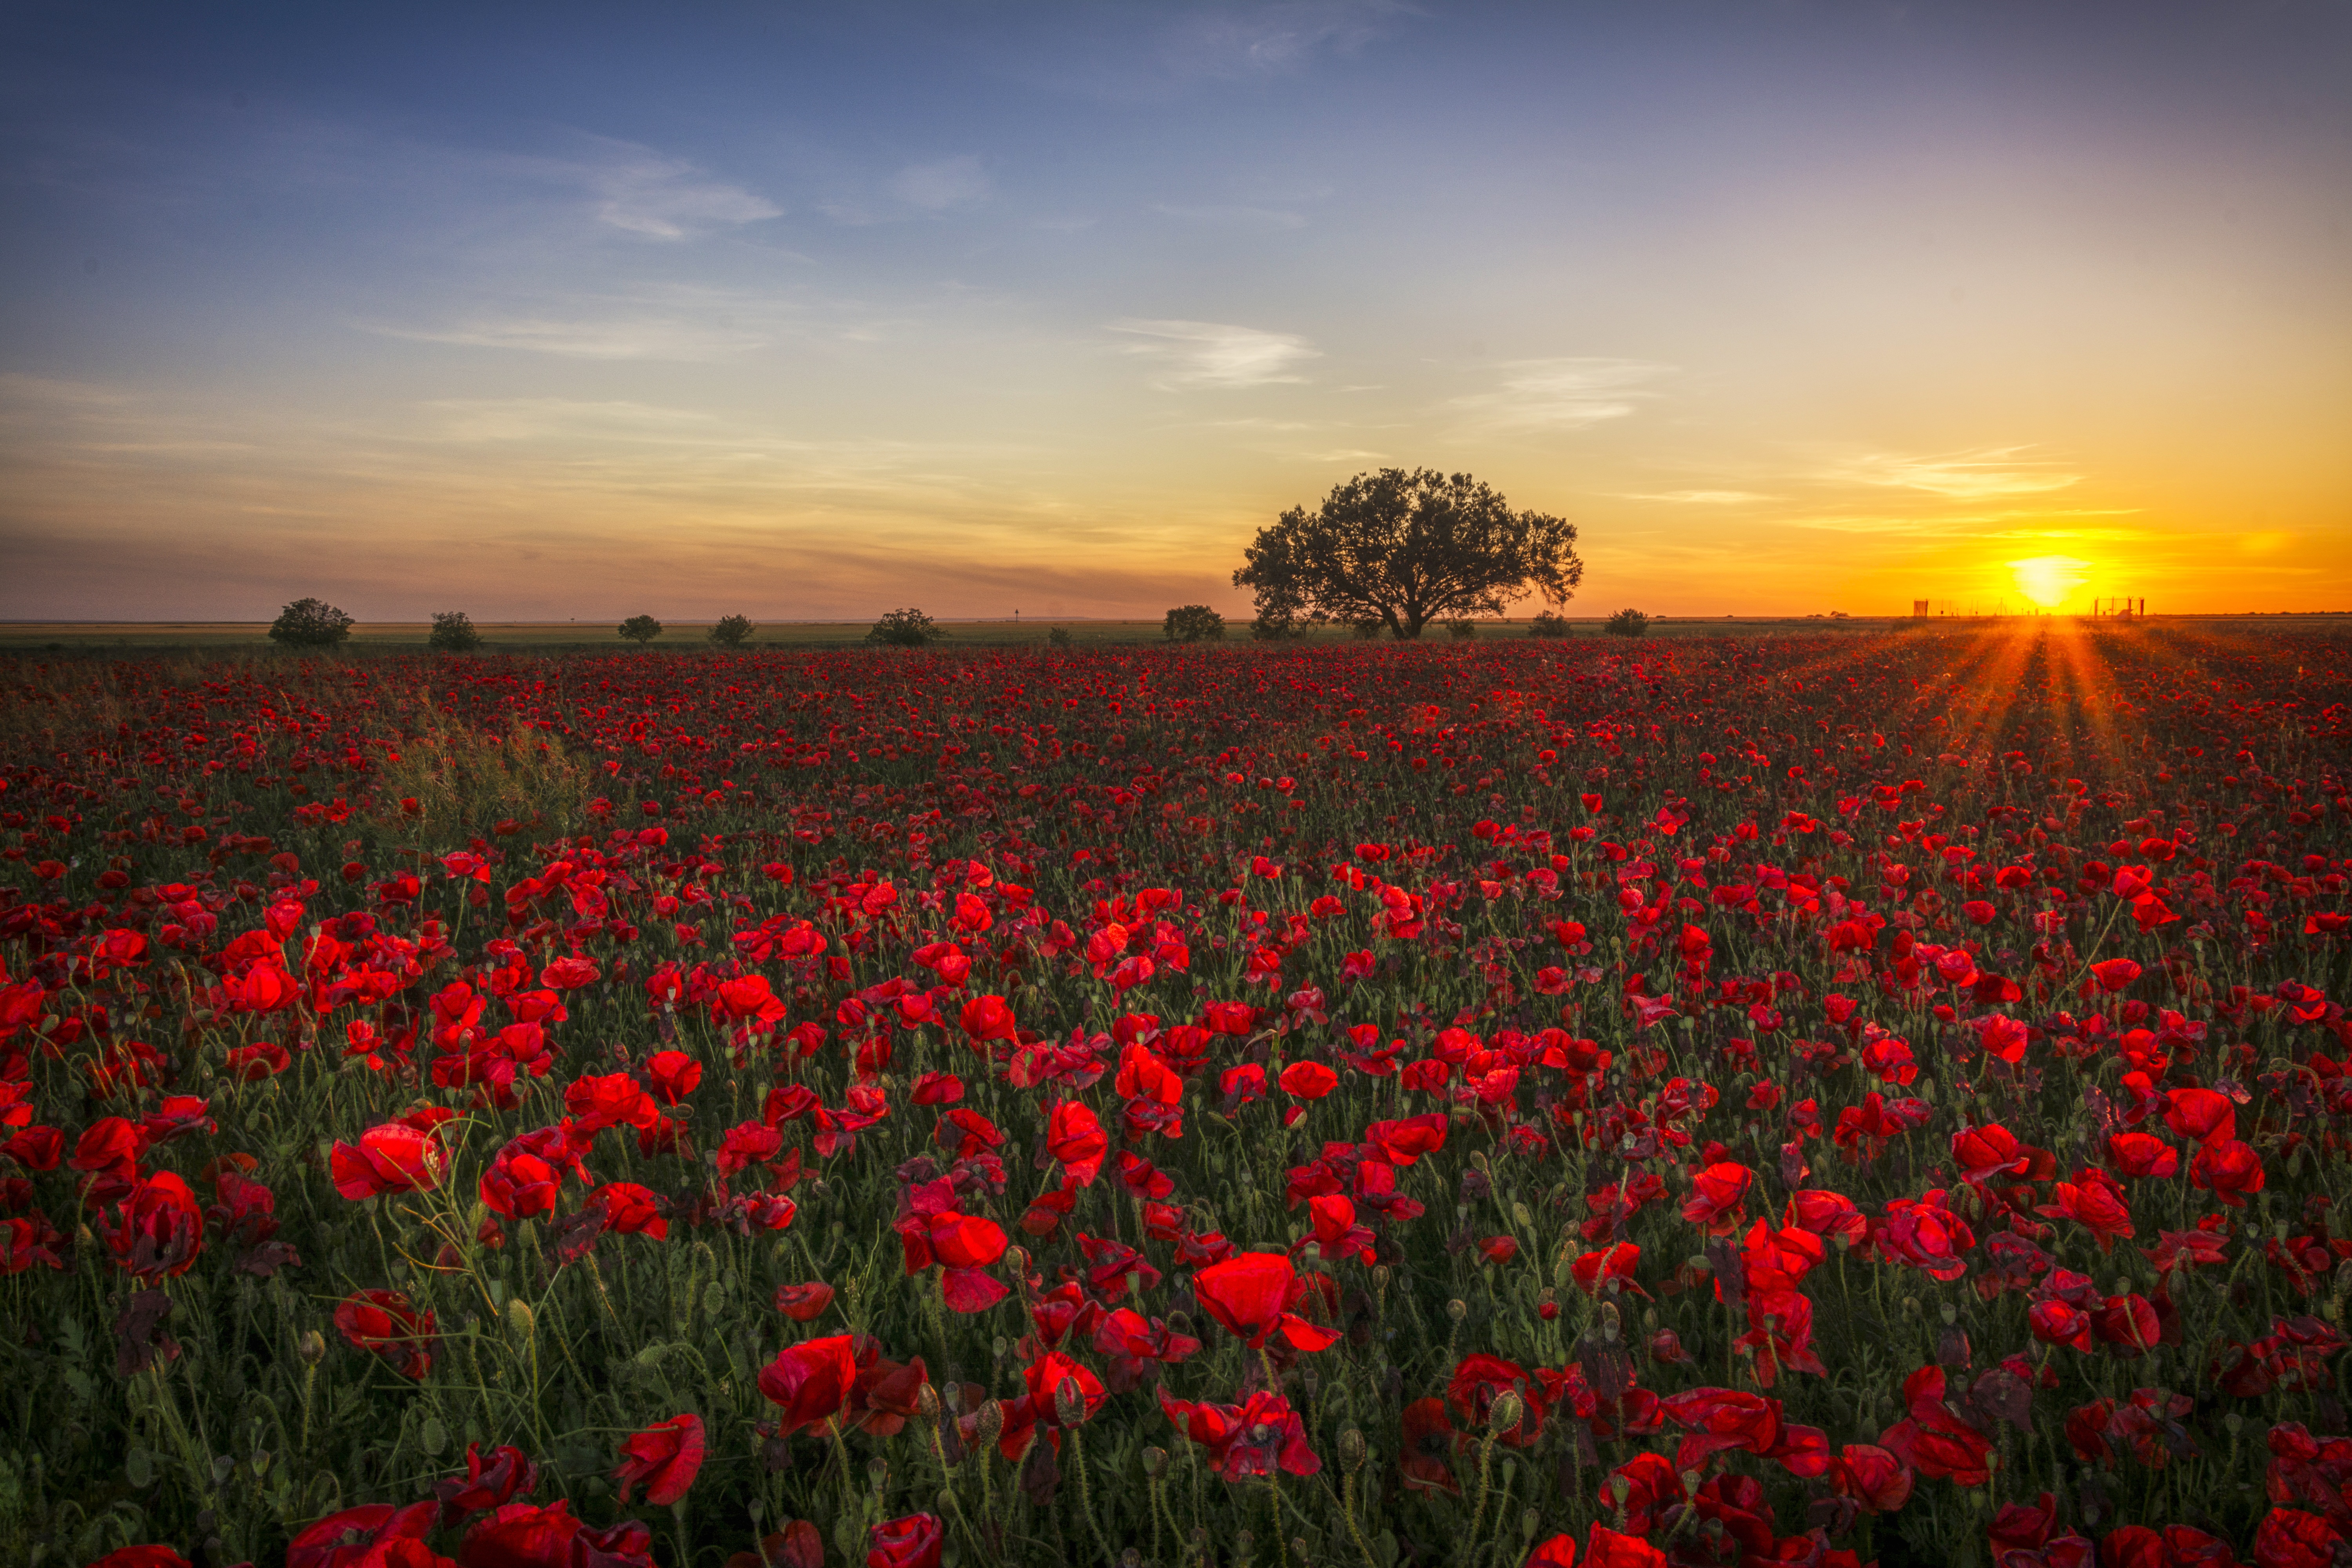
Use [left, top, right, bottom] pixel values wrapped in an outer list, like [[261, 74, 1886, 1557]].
[[2009, 554, 2090, 609]]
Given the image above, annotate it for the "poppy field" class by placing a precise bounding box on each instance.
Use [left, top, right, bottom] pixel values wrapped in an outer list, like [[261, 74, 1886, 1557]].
[[5, 624, 2352, 1568]]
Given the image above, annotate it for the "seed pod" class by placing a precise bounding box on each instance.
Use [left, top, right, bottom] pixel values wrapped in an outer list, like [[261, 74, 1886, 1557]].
[[1488, 1390, 1524, 1436], [867, 1456, 889, 1494], [975, 1399, 1004, 1447], [1940, 1302, 1958, 1326], [1054, 1376, 1088, 1428], [1446, 1298, 1468, 1323], [917, 1383, 942, 1420], [1339, 1428, 1367, 1474], [1600, 1301, 1621, 1341], [1142, 1446, 1170, 1480], [1522, 1508, 1541, 1543]]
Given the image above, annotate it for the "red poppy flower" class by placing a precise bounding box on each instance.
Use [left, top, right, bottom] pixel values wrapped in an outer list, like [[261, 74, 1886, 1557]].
[[105, 1170, 204, 1281], [2191, 1138, 2266, 1207], [1279, 1060, 1340, 1099], [334, 1289, 436, 1380], [286, 1501, 438, 1568], [1398, 1397, 1459, 1494], [775, 1282, 836, 1322], [1045, 1100, 1107, 1186], [331, 1123, 444, 1199], [1192, 1252, 1341, 1350], [758, 1334, 859, 1436], [1581, 1524, 1667, 1568], [1832, 1444, 1913, 1514], [613, 1414, 705, 1506], [1681, 1161, 1752, 1235], [865, 1514, 944, 1568], [2163, 1088, 2236, 1147], [643, 1050, 702, 1105]]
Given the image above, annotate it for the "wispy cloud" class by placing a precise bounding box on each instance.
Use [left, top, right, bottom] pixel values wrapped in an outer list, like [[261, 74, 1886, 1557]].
[[1448, 358, 1671, 434], [1108, 318, 1319, 389], [1158, 1, 1419, 81], [1828, 447, 2081, 499], [891, 155, 993, 212], [562, 138, 780, 240], [1629, 489, 1770, 505], [1149, 201, 1306, 229], [369, 310, 769, 361]]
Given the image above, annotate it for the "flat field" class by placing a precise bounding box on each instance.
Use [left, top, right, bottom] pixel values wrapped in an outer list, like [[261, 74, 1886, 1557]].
[[3, 624, 2349, 1568], [19, 614, 2341, 655]]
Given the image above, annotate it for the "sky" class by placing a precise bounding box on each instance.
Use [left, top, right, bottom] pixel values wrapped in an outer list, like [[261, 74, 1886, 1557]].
[[2, 0, 2348, 623]]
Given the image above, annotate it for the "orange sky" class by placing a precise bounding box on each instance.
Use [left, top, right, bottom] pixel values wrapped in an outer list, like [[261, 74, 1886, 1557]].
[[4, 4, 2347, 621]]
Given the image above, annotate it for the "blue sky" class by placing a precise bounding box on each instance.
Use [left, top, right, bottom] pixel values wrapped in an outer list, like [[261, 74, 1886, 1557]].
[[4, 1, 2347, 620]]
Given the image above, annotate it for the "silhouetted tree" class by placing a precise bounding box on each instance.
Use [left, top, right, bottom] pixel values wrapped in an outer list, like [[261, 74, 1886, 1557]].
[[428, 611, 481, 652], [708, 614, 755, 648], [268, 598, 355, 648], [1162, 605, 1226, 642], [867, 608, 943, 647], [1233, 468, 1581, 640], [619, 615, 664, 646]]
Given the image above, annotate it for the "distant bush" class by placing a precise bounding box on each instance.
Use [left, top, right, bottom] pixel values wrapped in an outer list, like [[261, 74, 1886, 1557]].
[[867, 608, 943, 647], [1350, 618, 1387, 641], [708, 614, 755, 648], [1604, 608, 1651, 638], [1250, 609, 1306, 641], [1444, 619, 1477, 641], [1046, 626, 1074, 648], [619, 615, 664, 646], [268, 598, 355, 648], [427, 610, 481, 652], [1528, 611, 1572, 639], [1162, 604, 1226, 643]]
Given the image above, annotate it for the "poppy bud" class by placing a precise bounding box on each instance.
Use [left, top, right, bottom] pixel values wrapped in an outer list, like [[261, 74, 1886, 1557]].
[[1339, 1428, 1367, 1474], [1142, 1446, 1170, 1480], [1004, 1245, 1030, 1276], [975, 1400, 1004, 1447], [991, 1336, 1009, 1364], [1939, 1302, 1957, 1325], [1488, 1390, 1523, 1436], [916, 1384, 941, 1420], [1054, 1376, 1087, 1428], [1446, 1298, 1467, 1323], [1522, 1509, 1541, 1544], [1372, 1265, 1392, 1294], [1600, 1301, 1621, 1341], [866, 1457, 889, 1494], [297, 1329, 327, 1366], [506, 1298, 535, 1341]]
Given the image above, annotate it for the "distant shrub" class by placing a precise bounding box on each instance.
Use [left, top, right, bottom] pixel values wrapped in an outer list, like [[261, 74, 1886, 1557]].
[[1604, 608, 1651, 638], [1444, 619, 1477, 641], [1350, 618, 1387, 641], [1250, 610, 1306, 642], [1528, 611, 1572, 639], [1162, 604, 1226, 643], [428, 610, 481, 652], [1047, 626, 1074, 648], [268, 598, 355, 648], [708, 614, 755, 648], [868, 608, 943, 647], [619, 615, 664, 646]]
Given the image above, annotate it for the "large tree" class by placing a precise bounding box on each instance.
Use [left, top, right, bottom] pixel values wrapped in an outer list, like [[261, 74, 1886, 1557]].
[[1232, 468, 1581, 640]]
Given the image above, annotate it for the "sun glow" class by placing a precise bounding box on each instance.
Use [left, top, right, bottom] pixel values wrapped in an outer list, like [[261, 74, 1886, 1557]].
[[2009, 554, 2089, 610]]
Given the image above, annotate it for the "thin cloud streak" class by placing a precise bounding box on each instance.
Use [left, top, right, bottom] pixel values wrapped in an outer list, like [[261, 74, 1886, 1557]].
[[1446, 359, 1672, 435], [1107, 319, 1320, 389]]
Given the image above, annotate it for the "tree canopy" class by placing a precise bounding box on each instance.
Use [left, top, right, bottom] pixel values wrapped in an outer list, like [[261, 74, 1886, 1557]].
[[267, 598, 354, 648], [1232, 468, 1581, 640]]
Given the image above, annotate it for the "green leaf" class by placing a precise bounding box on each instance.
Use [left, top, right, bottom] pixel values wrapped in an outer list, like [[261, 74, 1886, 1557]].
[[125, 1449, 155, 1488]]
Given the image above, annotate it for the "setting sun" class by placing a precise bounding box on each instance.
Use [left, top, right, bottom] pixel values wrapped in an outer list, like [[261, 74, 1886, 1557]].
[[2009, 554, 2089, 610]]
